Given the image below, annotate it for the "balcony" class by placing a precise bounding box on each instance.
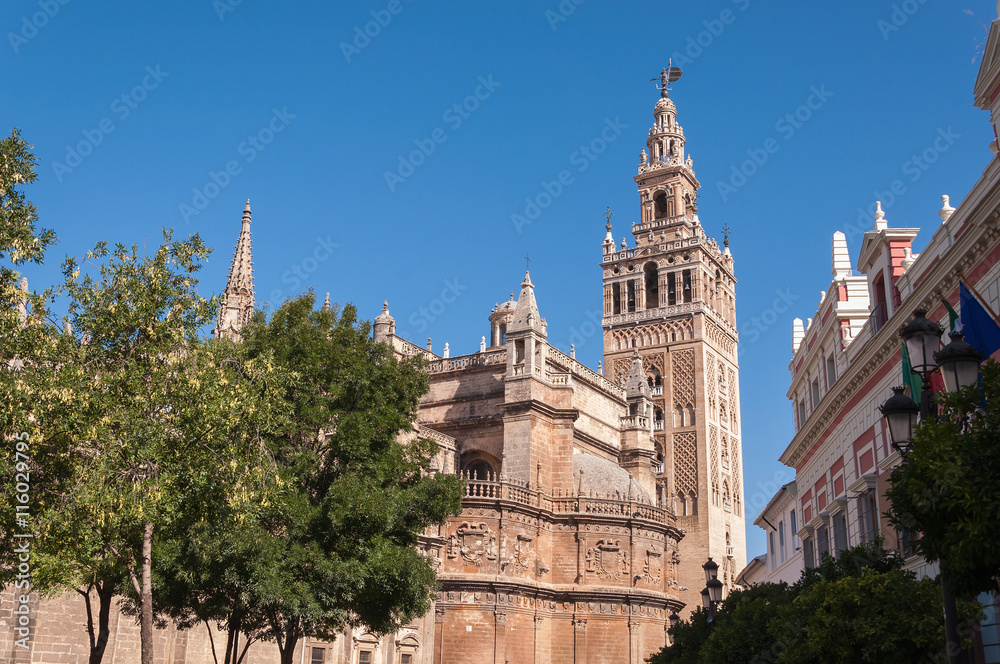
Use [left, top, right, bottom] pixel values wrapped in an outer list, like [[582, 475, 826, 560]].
[[652, 385, 664, 397], [654, 420, 664, 431], [869, 301, 888, 338]]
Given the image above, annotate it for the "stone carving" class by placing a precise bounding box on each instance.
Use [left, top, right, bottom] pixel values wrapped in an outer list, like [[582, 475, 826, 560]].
[[729, 367, 739, 433], [643, 550, 662, 584], [672, 349, 695, 414], [586, 539, 630, 580], [450, 522, 497, 566], [673, 432, 697, 497], [512, 533, 534, 572]]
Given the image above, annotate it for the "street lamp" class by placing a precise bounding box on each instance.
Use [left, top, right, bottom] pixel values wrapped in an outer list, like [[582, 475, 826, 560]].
[[707, 577, 724, 605], [881, 311, 981, 664], [701, 557, 723, 627], [901, 309, 944, 374], [668, 611, 680, 631], [935, 331, 983, 393], [702, 557, 719, 585], [879, 386, 920, 454]]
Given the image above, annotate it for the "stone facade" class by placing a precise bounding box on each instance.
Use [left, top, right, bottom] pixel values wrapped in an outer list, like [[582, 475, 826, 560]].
[[600, 84, 746, 612], [2, 79, 743, 664], [745, 16, 1000, 657]]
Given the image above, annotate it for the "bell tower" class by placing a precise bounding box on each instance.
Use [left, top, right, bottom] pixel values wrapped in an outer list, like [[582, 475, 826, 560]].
[[601, 70, 746, 614]]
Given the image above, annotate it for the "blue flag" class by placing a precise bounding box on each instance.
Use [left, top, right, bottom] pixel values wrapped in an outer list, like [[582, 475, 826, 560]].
[[960, 281, 1000, 357]]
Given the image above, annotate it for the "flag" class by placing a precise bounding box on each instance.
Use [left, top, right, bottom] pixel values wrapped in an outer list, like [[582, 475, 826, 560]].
[[900, 342, 923, 400], [960, 281, 1000, 357], [940, 297, 959, 333]]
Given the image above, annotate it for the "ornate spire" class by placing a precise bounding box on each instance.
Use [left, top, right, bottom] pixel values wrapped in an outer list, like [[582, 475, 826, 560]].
[[624, 349, 651, 399], [214, 200, 256, 341], [508, 271, 546, 336]]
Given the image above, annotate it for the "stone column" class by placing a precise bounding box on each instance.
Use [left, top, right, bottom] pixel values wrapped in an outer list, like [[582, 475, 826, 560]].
[[573, 617, 588, 664], [628, 620, 640, 664], [494, 612, 507, 664]]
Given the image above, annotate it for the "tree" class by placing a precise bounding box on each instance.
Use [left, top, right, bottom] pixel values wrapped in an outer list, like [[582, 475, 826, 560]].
[[2, 231, 282, 664], [647, 540, 978, 664], [887, 359, 1000, 597], [774, 568, 959, 664], [697, 582, 793, 664], [0, 128, 55, 302], [151, 294, 464, 664]]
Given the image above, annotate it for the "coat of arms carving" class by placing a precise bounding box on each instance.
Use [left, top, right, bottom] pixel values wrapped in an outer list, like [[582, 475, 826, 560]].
[[448, 522, 497, 566], [585, 539, 629, 580], [643, 550, 662, 584], [512, 533, 534, 572]]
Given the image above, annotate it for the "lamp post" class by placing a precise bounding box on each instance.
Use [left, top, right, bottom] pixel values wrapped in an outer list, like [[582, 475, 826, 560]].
[[880, 311, 983, 664], [701, 557, 723, 629]]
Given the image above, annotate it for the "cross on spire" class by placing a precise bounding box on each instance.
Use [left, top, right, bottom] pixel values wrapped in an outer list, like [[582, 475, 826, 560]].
[[605, 207, 614, 231], [525, 252, 532, 271]]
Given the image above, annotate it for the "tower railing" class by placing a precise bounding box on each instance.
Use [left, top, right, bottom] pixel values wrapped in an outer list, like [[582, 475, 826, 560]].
[[457, 471, 676, 526], [547, 346, 626, 400], [424, 348, 507, 374]]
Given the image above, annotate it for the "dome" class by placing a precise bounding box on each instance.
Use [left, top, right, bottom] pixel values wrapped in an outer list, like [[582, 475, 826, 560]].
[[496, 299, 517, 313], [572, 452, 652, 504]]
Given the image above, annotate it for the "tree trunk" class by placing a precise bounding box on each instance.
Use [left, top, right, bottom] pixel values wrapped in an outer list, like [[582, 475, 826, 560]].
[[279, 620, 299, 664], [90, 579, 116, 664], [140, 522, 154, 664]]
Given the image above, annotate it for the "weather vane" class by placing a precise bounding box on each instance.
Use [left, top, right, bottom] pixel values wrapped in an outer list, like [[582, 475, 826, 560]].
[[651, 60, 683, 98], [722, 224, 732, 247], [604, 207, 614, 231]]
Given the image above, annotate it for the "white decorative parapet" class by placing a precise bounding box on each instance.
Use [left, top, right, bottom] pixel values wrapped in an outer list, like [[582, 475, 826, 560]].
[[547, 345, 626, 400]]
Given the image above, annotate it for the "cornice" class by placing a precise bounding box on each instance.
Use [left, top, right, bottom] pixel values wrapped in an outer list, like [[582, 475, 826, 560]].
[[779, 219, 1000, 470]]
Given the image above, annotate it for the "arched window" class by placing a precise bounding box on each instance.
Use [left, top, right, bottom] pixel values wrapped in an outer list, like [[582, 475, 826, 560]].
[[461, 451, 499, 481], [654, 192, 669, 218], [644, 262, 659, 310]]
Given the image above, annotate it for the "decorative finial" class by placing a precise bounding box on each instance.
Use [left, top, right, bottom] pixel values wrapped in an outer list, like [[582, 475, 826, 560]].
[[939, 195, 955, 222], [874, 201, 887, 230], [322, 292, 331, 312], [242, 199, 252, 223], [620, 237, 627, 250], [604, 207, 613, 232], [650, 61, 682, 98], [722, 224, 731, 248]]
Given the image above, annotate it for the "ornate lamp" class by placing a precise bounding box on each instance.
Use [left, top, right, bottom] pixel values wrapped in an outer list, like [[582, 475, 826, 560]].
[[707, 577, 724, 605], [702, 557, 719, 585], [700, 587, 711, 610], [935, 331, 983, 393], [900, 310, 943, 374], [669, 611, 680, 630], [879, 386, 920, 454]]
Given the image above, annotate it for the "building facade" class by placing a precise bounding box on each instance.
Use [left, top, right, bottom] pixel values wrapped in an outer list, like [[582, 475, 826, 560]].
[[2, 80, 744, 664], [748, 10, 1000, 656]]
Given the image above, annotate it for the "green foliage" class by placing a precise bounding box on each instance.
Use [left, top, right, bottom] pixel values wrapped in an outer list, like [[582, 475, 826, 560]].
[[647, 606, 713, 664], [1, 231, 283, 664], [152, 294, 464, 664], [699, 582, 794, 664], [649, 540, 972, 664], [0, 128, 55, 284], [774, 566, 980, 664], [887, 360, 1000, 597]]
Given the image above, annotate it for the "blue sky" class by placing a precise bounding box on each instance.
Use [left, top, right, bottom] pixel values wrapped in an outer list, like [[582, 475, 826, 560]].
[[4, 0, 996, 558]]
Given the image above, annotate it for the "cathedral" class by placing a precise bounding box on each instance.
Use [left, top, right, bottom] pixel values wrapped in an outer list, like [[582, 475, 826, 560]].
[[3, 75, 746, 664]]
